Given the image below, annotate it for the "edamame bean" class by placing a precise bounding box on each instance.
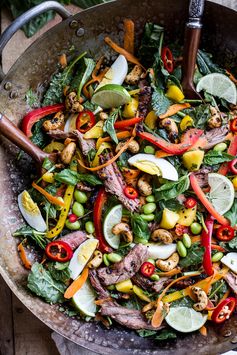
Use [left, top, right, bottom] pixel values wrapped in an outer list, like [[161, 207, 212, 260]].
[[182, 233, 192, 249], [107, 285, 115, 290], [144, 145, 155, 154], [177, 241, 187, 257], [74, 190, 88, 204], [190, 222, 202, 235], [147, 258, 156, 265], [72, 202, 85, 217], [140, 213, 155, 221], [85, 221, 95, 234], [211, 252, 224, 262], [103, 254, 110, 266], [142, 202, 156, 215], [213, 142, 227, 152], [150, 274, 160, 281], [65, 219, 81, 230], [146, 195, 155, 203], [107, 253, 122, 263]]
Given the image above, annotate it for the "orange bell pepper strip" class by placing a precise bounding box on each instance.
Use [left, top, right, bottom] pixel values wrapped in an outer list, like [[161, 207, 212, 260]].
[[64, 267, 89, 299], [159, 103, 191, 119], [18, 242, 32, 270]]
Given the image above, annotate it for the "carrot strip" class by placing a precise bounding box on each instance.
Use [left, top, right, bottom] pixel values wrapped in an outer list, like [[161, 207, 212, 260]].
[[226, 70, 237, 85], [159, 103, 191, 119], [157, 268, 181, 277], [83, 56, 108, 98], [59, 53, 67, 68], [95, 297, 113, 305], [96, 130, 131, 150], [32, 182, 65, 207], [155, 151, 173, 159], [64, 267, 89, 299], [199, 325, 207, 336], [123, 19, 135, 54], [18, 243, 31, 270], [191, 236, 201, 243], [211, 244, 226, 252]]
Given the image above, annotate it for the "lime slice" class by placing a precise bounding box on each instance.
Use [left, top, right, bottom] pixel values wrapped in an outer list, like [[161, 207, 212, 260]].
[[103, 204, 123, 249], [196, 73, 237, 104], [72, 280, 97, 317], [165, 307, 207, 333], [208, 173, 235, 215], [91, 84, 131, 109]]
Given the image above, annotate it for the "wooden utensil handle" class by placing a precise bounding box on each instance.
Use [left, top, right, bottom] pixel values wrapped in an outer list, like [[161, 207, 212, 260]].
[[182, 27, 201, 88]]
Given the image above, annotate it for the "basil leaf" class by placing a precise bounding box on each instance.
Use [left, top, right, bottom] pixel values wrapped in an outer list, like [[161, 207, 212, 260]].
[[224, 199, 237, 227], [71, 58, 95, 98], [197, 50, 225, 76], [179, 243, 205, 269], [155, 329, 177, 341], [159, 199, 183, 211], [130, 213, 149, 240], [155, 175, 190, 201], [48, 262, 71, 283], [190, 104, 210, 129], [77, 173, 102, 186], [138, 23, 164, 67], [136, 329, 157, 338], [54, 169, 102, 186], [103, 109, 119, 144], [203, 150, 234, 166], [151, 85, 171, 116], [42, 157, 54, 170]]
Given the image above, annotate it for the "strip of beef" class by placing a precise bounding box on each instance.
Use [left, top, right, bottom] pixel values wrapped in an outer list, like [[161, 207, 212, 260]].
[[47, 129, 79, 140], [97, 154, 140, 212], [97, 244, 148, 286], [203, 125, 229, 150], [75, 130, 96, 155], [89, 269, 110, 299], [193, 167, 213, 188], [152, 277, 170, 293], [60, 231, 87, 250], [76, 182, 94, 192], [138, 85, 152, 119], [132, 273, 170, 293], [224, 271, 237, 295]]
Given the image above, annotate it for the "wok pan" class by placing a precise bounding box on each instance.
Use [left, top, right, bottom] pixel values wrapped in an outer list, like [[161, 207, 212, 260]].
[[0, 0, 237, 353]]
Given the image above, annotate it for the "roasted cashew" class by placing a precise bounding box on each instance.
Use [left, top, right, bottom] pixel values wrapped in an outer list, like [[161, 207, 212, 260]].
[[122, 167, 140, 187], [60, 142, 76, 164], [88, 250, 103, 268], [65, 92, 84, 113], [208, 106, 222, 129], [115, 140, 140, 154], [156, 252, 179, 272], [125, 65, 143, 85], [112, 222, 133, 243], [43, 111, 64, 131], [151, 229, 173, 244], [137, 174, 152, 196], [192, 286, 208, 311], [160, 118, 178, 142]]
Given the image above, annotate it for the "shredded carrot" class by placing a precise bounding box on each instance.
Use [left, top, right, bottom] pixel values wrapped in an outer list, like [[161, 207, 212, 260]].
[[64, 267, 89, 299], [123, 19, 135, 54], [83, 56, 108, 98], [199, 325, 207, 336], [32, 181, 65, 207], [59, 53, 67, 68], [191, 236, 201, 243], [211, 244, 226, 252], [104, 36, 145, 70], [18, 242, 31, 270], [226, 70, 237, 85], [157, 268, 181, 277], [95, 297, 113, 305], [202, 269, 217, 295], [155, 151, 173, 159], [159, 103, 191, 119], [96, 130, 131, 149]]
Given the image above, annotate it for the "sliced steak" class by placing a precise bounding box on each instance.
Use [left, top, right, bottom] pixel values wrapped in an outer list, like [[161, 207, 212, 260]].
[[89, 269, 110, 299], [76, 182, 94, 192], [76, 130, 96, 155], [97, 244, 148, 286], [224, 272, 237, 295], [152, 277, 170, 293], [138, 85, 152, 119], [132, 273, 154, 290], [204, 125, 229, 150], [47, 129, 78, 140], [193, 166, 212, 188], [60, 231, 87, 250]]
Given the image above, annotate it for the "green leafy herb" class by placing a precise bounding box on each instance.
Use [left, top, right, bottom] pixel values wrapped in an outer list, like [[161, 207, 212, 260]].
[[74, 58, 95, 98], [220, 236, 237, 252], [31, 119, 49, 148], [42, 157, 55, 170], [48, 262, 71, 283], [192, 104, 210, 129], [13, 225, 46, 249], [151, 85, 171, 116], [54, 169, 102, 186], [209, 280, 228, 300], [136, 328, 177, 340], [130, 213, 150, 241], [103, 109, 119, 144], [25, 88, 40, 108], [197, 50, 225, 76], [77, 173, 102, 186], [155, 175, 190, 201], [203, 150, 234, 166], [179, 243, 205, 268], [171, 297, 194, 308], [224, 199, 237, 227], [159, 199, 183, 211], [136, 329, 157, 338], [138, 23, 164, 67]]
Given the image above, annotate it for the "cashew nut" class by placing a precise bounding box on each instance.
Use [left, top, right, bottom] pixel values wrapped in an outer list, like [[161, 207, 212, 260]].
[[112, 223, 133, 243], [60, 142, 76, 164], [160, 118, 178, 142], [125, 65, 143, 85], [156, 252, 179, 272], [88, 250, 103, 269], [122, 167, 140, 187], [115, 140, 140, 154], [65, 92, 84, 113], [137, 174, 152, 196], [192, 286, 208, 311], [151, 229, 173, 244], [43, 111, 64, 131], [208, 106, 222, 129]]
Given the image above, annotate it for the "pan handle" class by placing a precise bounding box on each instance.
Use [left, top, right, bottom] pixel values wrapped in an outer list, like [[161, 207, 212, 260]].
[[0, 1, 72, 81]]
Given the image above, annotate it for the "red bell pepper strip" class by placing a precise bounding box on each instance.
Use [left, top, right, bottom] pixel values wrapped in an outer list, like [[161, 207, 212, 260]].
[[76, 110, 96, 133], [45, 241, 73, 262], [211, 297, 236, 323], [229, 158, 237, 175], [137, 128, 203, 155], [201, 215, 214, 276], [93, 187, 112, 253], [218, 135, 237, 175], [22, 103, 64, 137], [114, 117, 142, 129], [189, 174, 230, 226], [161, 47, 174, 73]]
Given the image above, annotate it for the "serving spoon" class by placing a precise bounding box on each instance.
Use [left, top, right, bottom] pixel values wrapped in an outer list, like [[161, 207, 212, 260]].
[[182, 0, 205, 99]]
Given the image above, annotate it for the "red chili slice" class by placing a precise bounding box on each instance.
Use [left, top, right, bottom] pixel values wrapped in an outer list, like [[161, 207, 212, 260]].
[[212, 297, 236, 324], [229, 158, 237, 175], [45, 241, 73, 262], [124, 186, 139, 199], [161, 47, 174, 73], [140, 262, 155, 277], [175, 224, 189, 237], [76, 110, 96, 133], [230, 118, 237, 133], [184, 197, 197, 209], [216, 225, 235, 241], [68, 213, 78, 223]]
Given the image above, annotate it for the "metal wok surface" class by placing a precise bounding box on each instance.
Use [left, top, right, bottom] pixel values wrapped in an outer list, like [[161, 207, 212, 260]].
[[0, 0, 237, 353]]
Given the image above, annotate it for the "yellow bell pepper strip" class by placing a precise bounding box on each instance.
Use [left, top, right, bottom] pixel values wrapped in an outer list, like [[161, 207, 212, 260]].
[[32, 182, 65, 208], [166, 85, 184, 102], [144, 111, 157, 130], [180, 115, 194, 131], [43, 141, 65, 153], [133, 285, 151, 302], [84, 120, 104, 139], [92, 142, 113, 167]]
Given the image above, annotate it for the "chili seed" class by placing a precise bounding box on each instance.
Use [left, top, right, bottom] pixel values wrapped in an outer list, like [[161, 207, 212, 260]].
[[142, 203, 156, 215], [74, 190, 88, 204], [213, 142, 227, 152], [182, 233, 192, 249], [150, 274, 160, 281], [85, 221, 95, 234], [107, 253, 122, 263], [140, 213, 155, 221], [211, 252, 224, 262], [65, 219, 81, 230], [103, 254, 110, 266], [146, 195, 155, 203], [177, 241, 187, 257], [72, 202, 85, 217], [144, 145, 155, 154]]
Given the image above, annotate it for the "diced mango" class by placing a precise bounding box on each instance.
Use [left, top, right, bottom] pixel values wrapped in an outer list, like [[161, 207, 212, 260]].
[[166, 85, 184, 102], [115, 279, 133, 293], [144, 111, 157, 129], [160, 208, 180, 229], [180, 115, 194, 131], [133, 285, 151, 302], [84, 120, 104, 139], [123, 98, 139, 118], [178, 205, 197, 226], [182, 150, 204, 171]]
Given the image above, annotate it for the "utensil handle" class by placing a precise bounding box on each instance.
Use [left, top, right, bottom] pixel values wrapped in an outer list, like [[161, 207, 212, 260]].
[[187, 0, 205, 28], [0, 113, 49, 164]]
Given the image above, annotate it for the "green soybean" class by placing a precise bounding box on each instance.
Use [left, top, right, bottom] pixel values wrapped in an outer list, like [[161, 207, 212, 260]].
[[107, 253, 122, 263], [190, 222, 202, 235], [103, 254, 110, 266], [142, 202, 156, 215], [147, 258, 156, 265], [140, 213, 155, 221], [146, 195, 155, 203], [213, 142, 227, 152], [74, 190, 88, 204], [72, 202, 85, 217], [150, 274, 160, 281], [211, 252, 224, 262], [65, 219, 81, 230], [85, 221, 95, 234], [107, 285, 115, 290], [144, 145, 156, 154], [182, 233, 192, 249], [177, 241, 187, 257]]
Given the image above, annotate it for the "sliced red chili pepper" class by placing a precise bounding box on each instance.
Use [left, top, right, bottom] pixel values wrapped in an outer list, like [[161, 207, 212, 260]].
[[140, 262, 155, 277], [161, 47, 174, 73], [45, 241, 73, 262], [230, 118, 237, 133], [201, 215, 214, 276], [68, 213, 78, 223], [114, 117, 142, 129], [229, 158, 237, 175], [218, 135, 237, 176], [216, 225, 235, 241], [124, 186, 139, 199], [212, 297, 236, 324], [76, 110, 96, 133], [184, 197, 197, 209]]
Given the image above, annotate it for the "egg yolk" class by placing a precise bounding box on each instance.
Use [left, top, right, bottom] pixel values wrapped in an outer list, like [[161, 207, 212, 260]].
[[21, 191, 40, 216]]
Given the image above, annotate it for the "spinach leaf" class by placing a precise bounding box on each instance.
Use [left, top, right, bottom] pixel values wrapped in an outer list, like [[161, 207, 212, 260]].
[[197, 50, 225, 76], [203, 150, 234, 166], [48, 262, 71, 283], [192, 104, 210, 129], [54, 169, 102, 186], [159, 199, 183, 212], [137, 329, 177, 340], [103, 109, 119, 144], [151, 85, 171, 116], [70, 58, 95, 98], [27, 263, 66, 303], [31, 119, 49, 148], [13, 225, 47, 249], [138, 23, 164, 67], [130, 214, 149, 241], [77, 173, 102, 186], [155, 175, 190, 201], [43, 71, 71, 106], [179, 243, 205, 268], [224, 199, 237, 227]]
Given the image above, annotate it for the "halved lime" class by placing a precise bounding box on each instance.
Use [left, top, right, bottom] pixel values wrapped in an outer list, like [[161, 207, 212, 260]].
[[103, 204, 123, 249], [165, 307, 207, 333], [72, 280, 97, 317], [91, 84, 131, 109], [196, 73, 237, 104], [208, 173, 235, 215]]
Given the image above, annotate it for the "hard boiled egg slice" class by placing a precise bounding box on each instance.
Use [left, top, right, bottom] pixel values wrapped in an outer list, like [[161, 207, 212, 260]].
[[221, 253, 237, 273], [18, 190, 47, 232], [147, 243, 177, 260], [96, 55, 128, 90], [128, 154, 178, 181]]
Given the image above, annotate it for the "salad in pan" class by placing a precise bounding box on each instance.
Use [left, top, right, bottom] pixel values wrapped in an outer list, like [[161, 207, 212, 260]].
[[14, 19, 237, 339]]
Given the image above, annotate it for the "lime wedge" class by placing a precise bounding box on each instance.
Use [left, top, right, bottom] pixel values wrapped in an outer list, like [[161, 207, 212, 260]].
[[208, 173, 234, 215], [196, 73, 237, 104], [165, 307, 207, 333], [103, 204, 123, 249], [72, 280, 97, 317], [91, 84, 131, 109]]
